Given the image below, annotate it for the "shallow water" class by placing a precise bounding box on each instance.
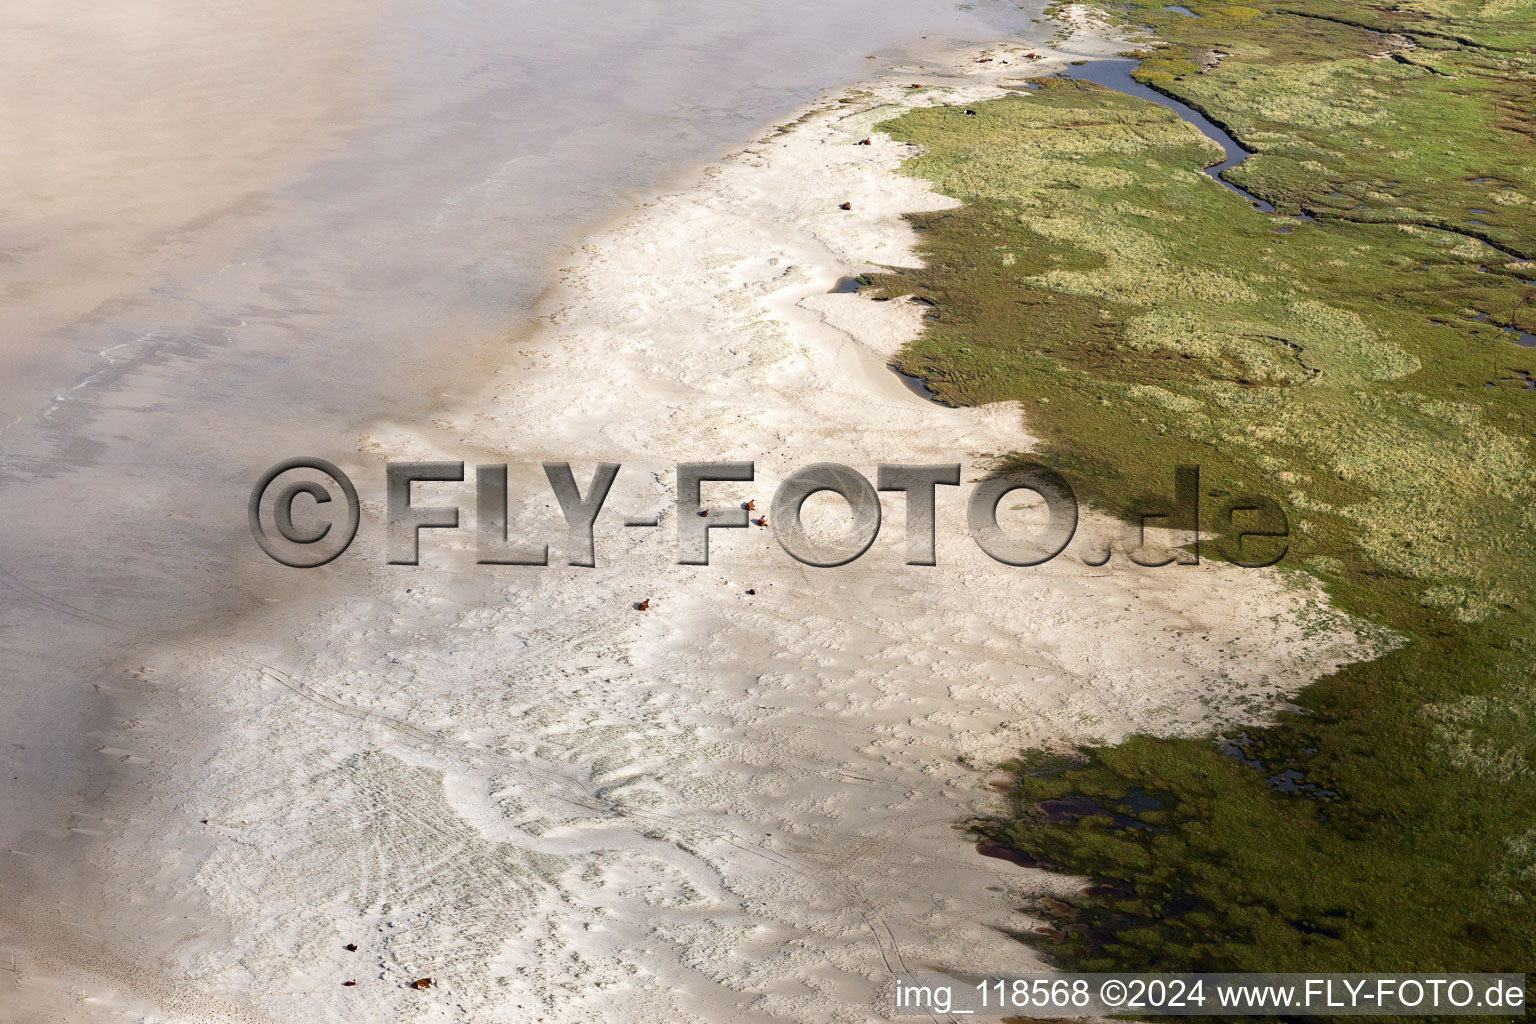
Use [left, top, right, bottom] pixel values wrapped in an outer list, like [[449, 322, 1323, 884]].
[[1065, 59, 1276, 212], [1476, 312, 1536, 346], [891, 362, 947, 402]]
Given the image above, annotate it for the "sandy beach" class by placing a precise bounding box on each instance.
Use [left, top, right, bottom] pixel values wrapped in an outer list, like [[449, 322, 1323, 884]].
[[1, 6, 1388, 1022]]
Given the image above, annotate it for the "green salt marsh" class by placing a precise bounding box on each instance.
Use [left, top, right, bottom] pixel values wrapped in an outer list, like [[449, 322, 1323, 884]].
[[869, 0, 1536, 975]]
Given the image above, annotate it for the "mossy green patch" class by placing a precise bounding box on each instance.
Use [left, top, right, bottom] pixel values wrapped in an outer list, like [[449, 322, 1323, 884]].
[[1096, 0, 1536, 259], [871, 18, 1536, 974]]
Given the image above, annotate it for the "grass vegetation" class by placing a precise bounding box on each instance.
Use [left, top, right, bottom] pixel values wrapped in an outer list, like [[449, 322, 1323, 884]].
[[869, 0, 1536, 977], [1093, 0, 1536, 269]]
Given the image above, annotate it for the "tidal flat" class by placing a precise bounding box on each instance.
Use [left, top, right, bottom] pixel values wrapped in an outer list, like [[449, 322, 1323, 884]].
[[870, 0, 1536, 973]]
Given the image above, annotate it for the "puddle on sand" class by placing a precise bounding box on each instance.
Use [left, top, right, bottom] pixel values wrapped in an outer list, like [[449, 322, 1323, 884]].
[[890, 363, 945, 402], [975, 839, 1038, 868], [829, 275, 863, 293]]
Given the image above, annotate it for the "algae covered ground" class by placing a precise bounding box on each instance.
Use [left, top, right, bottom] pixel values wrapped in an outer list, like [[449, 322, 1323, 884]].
[[869, 0, 1536, 975]]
